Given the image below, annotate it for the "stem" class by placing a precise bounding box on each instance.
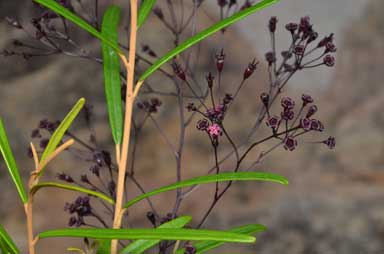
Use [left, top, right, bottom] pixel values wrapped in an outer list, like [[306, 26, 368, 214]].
[[111, 1, 138, 253], [24, 198, 35, 254]]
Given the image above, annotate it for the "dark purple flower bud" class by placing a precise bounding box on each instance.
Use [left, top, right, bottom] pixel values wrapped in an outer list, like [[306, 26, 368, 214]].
[[310, 119, 324, 131], [325, 42, 337, 53], [47, 120, 60, 133], [31, 129, 41, 138], [39, 138, 49, 149], [172, 62, 186, 81], [318, 33, 334, 48], [323, 55, 335, 67], [217, 0, 228, 7], [153, 7, 164, 20], [269, 16, 278, 33], [323, 136, 336, 149], [223, 93, 233, 104], [285, 23, 298, 33], [57, 173, 74, 183], [281, 97, 295, 109], [80, 174, 90, 184], [136, 101, 144, 110], [5, 17, 22, 29], [89, 165, 100, 177], [307, 31, 319, 44], [216, 49, 225, 73], [206, 72, 214, 88], [39, 119, 49, 129], [243, 59, 259, 80], [206, 108, 216, 119], [229, 0, 237, 8], [208, 123, 222, 138], [281, 109, 294, 120], [300, 118, 312, 131], [299, 16, 311, 33], [265, 52, 276, 66], [146, 211, 157, 226], [260, 93, 269, 108], [240, 0, 252, 10], [101, 150, 112, 168], [283, 136, 298, 151], [301, 94, 314, 106], [293, 45, 305, 56], [184, 242, 197, 254], [266, 115, 281, 131], [281, 50, 292, 59], [68, 216, 78, 227], [186, 103, 197, 112], [306, 105, 318, 118]]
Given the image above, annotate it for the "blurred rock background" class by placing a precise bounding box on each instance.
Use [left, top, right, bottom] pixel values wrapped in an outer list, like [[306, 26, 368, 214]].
[[1, 0, 384, 253]]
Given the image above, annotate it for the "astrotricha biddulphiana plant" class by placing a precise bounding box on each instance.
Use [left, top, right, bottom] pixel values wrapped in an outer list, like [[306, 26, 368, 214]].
[[0, 0, 336, 253]]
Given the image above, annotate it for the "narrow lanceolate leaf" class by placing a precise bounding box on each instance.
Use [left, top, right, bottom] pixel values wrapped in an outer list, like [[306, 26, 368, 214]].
[[101, 5, 123, 145], [39, 228, 255, 243], [0, 119, 28, 204], [39, 98, 85, 172], [31, 182, 114, 205], [33, 0, 121, 53], [0, 224, 20, 254], [123, 172, 288, 208], [137, 0, 156, 29], [138, 0, 279, 82], [176, 224, 266, 254], [120, 216, 192, 254]]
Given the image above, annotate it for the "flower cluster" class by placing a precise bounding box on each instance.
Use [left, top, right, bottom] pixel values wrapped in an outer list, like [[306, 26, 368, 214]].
[[64, 196, 92, 227], [137, 98, 163, 114], [265, 16, 336, 72], [262, 94, 335, 151]]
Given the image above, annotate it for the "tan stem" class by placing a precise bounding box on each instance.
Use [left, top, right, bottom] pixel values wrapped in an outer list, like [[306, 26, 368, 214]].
[[111, 0, 138, 253], [25, 195, 35, 254]]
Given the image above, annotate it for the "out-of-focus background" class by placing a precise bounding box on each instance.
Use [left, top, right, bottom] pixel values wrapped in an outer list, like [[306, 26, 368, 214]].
[[1, 0, 384, 253]]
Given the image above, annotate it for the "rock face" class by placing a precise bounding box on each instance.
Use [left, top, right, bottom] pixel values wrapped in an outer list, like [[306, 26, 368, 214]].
[[1, 0, 384, 253]]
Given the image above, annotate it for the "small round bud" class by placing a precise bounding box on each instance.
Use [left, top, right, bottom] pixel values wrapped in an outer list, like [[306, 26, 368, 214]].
[[301, 94, 314, 106], [265, 52, 276, 66], [323, 136, 336, 149], [268, 16, 278, 33], [306, 105, 318, 118], [243, 59, 258, 80]]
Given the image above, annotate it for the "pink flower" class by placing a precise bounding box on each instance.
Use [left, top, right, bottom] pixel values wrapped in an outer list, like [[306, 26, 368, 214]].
[[208, 123, 222, 138]]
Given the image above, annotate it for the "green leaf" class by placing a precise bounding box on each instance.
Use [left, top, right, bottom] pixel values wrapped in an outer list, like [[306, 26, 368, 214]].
[[39, 98, 85, 172], [38, 228, 255, 243], [123, 172, 288, 208], [33, 0, 121, 53], [101, 5, 123, 145], [137, 0, 156, 29], [96, 239, 111, 254], [0, 119, 28, 204], [138, 0, 279, 82], [0, 224, 20, 254], [120, 216, 192, 254], [176, 224, 266, 254], [30, 182, 114, 205]]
